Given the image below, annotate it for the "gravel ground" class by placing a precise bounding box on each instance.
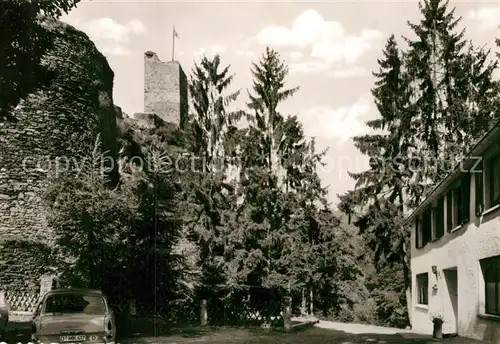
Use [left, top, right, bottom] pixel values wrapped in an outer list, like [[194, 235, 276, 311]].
[[118, 323, 487, 344], [1, 320, 488, 344]]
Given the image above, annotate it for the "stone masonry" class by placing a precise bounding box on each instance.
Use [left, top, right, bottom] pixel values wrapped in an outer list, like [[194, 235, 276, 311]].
[[0, 19, 119, 291], [143, 51, 188, 127], [0, 38, 186, 291]]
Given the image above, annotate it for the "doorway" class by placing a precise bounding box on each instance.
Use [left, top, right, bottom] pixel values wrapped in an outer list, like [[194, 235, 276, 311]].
[[443, 268, 458, 335]]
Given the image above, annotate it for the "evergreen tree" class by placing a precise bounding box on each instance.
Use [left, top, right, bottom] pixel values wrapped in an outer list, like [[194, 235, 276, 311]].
[[339, 34, 410, 262], [286, 135, 331, 311], [403, 0, 498, 203], [187, 54, 244, 296], [226, 49, 352, 321], [116, 119, 201, 320], [339, 0, 500, 327], [189, 54, 243, 168], [226, 48, 300, 290], [338, 34, 412, 325], [247, 47, 299, 179], [45, 135, 138, 291], [310, 209, 363, 319]]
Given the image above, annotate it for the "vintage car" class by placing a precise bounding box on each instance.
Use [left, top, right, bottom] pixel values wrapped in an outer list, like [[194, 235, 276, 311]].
[[0, 297, 8, 340], [31, 288, 115, 344]]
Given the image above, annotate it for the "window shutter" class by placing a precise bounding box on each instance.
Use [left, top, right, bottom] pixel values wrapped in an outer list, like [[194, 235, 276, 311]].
[[461, 173, 471, 224], [475, 158, 484, 216], [447, 191, 453, 231], [493, 154, 500, 206], [415, 217, 420, 249], [422, 207, 431, 245], [435, 196, 444, 239], [456, 186, 462, 223]]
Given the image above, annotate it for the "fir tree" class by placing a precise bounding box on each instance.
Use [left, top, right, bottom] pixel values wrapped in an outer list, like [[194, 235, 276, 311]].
[[247, 46, 299, 177], [187, 54, 243, 294], [339, 0, 500, 327], [403, 0, 498, 202], [226, 48, 302, 290], [338, 35, 412, 318], [189, 54, 243, 169]]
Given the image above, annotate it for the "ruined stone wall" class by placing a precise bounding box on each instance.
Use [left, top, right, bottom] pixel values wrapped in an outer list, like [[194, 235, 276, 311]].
[[0, 240, 53, 291], [144, 51, 188, 127], [0, 19, 119, 291]]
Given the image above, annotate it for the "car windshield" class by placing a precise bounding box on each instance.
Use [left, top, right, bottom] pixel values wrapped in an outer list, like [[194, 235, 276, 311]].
[[43, 294, 106, 314]]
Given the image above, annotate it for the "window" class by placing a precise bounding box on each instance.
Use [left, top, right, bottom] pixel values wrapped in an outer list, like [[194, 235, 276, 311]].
[[434, 196, 444, 240], [446, 189, 453, 231], [461, 173, 471, 224], [44, 294, 106, 315], [447, 174, 470, 231], [484, 153, 500, 211], [416, 273, 429, 305], [416, 207, 433, 249], [447, 187, 461, 230], [421, 207, 432, 246], [480, 256, 500, 315], [475, 158, 484, 215]]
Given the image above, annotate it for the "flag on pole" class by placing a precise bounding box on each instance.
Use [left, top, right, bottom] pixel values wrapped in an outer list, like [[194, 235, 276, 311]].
[[172, 26, 179, 61]]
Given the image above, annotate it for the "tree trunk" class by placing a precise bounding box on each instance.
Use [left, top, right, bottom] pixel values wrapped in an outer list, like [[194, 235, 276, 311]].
[[309, 284, 314, 316], [300, 288, 306, 316], [403, 240, 412, 328], [88, 235, 97, 288], [404, 261, 412, 327], [84, 211, 97, 288], [406, 286, 412, 327]]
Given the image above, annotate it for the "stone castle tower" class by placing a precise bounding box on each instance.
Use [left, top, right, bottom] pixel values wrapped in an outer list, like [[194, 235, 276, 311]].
[[143, 51, 188, 127]]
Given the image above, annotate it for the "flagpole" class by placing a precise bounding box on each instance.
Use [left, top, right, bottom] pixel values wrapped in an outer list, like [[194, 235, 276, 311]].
[[172, 26, 175, 61]]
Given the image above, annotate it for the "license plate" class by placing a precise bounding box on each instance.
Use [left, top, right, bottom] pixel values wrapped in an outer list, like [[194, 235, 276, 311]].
[[60, 335, 86, 342]]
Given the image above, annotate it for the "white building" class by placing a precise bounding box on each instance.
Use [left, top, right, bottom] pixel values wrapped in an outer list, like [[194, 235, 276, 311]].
[[406, 121, 500, 343]]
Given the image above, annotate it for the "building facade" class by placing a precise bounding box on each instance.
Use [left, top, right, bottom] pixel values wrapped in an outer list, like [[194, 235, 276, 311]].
[[407, 122, 500, 343]]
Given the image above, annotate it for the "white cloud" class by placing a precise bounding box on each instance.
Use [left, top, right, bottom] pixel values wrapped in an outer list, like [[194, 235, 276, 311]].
[[290, 60, 330, 74], [194, 44, 228, 60], [289, 61, 368, 79], [236, 50, 256, 59], [467, 7, 500, 31], [257, 9, 382, 66], [60, 16, 147, 56], [100, 44, 132, 56], [84, 18, 147, 43], [300, 94, 371, 145], [127, 19, 147, 35], [211, 44, 227, 53], [289, 51, 304, 61], [328, 66, 369, 79]]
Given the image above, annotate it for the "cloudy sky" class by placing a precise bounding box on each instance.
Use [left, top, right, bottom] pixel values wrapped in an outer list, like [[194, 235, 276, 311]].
[[61, 0, 500, 206]]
